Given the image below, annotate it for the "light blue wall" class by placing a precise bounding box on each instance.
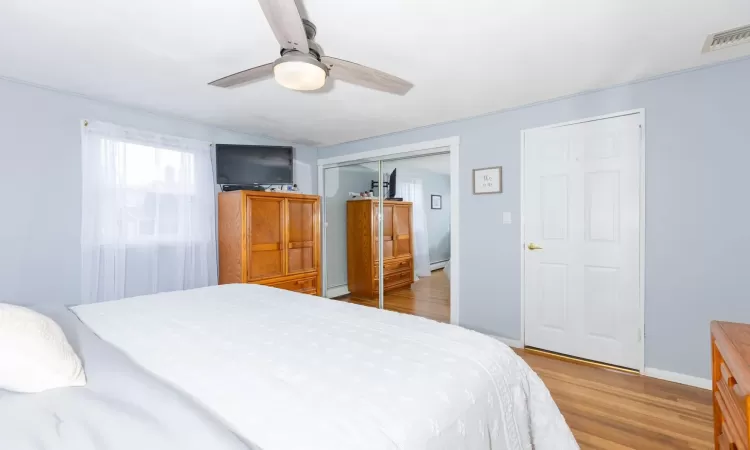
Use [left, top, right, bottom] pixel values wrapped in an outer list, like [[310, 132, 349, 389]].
[[420, 172, 450, 264], [392, 167, 451, 264], [0, 77, 317, 307], [318, 57, 750, 379]]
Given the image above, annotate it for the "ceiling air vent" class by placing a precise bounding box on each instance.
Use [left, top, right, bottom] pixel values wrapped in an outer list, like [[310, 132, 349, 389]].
[[703, 24, 750, 53]]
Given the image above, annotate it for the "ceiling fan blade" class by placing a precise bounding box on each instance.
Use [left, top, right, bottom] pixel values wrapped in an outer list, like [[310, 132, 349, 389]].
[[321, 56, 413, 96], [257, 0, 309, 54], [208, 63, 274, 88]]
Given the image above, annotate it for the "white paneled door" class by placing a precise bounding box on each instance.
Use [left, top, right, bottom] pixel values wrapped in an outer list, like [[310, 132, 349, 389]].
[[523, 113, 643, 369]]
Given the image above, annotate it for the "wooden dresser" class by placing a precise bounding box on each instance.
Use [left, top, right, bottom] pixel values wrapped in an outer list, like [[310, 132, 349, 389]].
[[711, 321, 750, 450], [346, 199, 414, 299], [218, 191, 321, 295]]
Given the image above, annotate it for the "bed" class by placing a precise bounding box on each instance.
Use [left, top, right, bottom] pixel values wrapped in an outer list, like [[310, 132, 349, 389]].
[[3, 284, 577, 449], [0, 305, 254, 450], [70, 283, 577, 449]]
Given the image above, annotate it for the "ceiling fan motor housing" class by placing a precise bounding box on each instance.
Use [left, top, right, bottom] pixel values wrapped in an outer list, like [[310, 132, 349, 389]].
[[280, 19, 323, 60]]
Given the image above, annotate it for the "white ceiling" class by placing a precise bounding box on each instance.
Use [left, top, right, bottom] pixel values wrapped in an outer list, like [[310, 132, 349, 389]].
[[1, 0, 749, 146]]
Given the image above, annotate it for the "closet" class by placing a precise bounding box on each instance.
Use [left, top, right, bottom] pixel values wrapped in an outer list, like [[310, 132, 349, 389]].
[[346, 199, 414, 299], [218, 191, 321, 295]]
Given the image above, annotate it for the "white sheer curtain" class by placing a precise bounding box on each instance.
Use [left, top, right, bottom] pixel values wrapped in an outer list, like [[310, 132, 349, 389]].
[[396, 178, 430, 278], [81, 121, 217, 303]]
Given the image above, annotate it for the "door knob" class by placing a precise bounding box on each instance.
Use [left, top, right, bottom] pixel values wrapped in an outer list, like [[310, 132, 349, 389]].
[[527, 242, 543, 250]]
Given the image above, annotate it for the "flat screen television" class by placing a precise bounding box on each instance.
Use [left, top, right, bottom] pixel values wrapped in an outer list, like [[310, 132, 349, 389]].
[[215, 144, 294, 185]]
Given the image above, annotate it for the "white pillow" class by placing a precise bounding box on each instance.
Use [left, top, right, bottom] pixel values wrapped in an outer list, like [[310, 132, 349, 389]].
[[0, 303, 86, 393]]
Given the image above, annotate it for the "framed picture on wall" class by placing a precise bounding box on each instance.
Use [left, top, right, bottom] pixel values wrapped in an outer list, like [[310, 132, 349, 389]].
[[431, 195, 442, 209], [473, 166, 502, 194]]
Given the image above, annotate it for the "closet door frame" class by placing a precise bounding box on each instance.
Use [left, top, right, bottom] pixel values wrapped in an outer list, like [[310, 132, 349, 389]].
[[318, 136, 461, 325]]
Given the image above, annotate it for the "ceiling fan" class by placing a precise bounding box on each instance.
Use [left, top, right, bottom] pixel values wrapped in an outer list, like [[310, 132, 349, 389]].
[[208, 0, 413, 95]]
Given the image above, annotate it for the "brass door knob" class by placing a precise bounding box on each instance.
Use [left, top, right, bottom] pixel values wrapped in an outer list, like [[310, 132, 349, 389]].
[[527, 242, 543, 250]]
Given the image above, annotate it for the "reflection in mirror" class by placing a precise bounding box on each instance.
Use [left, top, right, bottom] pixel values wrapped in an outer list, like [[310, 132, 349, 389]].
[[324, 153, 451, 322], [378, 153, 451, 322], [323, 162, 380, 305]]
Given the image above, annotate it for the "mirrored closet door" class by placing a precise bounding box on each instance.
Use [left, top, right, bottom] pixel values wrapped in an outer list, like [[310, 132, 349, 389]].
[[322, 160, 385, 309], [322, 151, 451, 322]]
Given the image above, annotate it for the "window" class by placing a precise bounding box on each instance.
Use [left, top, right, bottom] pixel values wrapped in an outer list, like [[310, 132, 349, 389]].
[[82, 121, 215, 246], [105, 141, 197, 243], [81, 121, 218, 303]]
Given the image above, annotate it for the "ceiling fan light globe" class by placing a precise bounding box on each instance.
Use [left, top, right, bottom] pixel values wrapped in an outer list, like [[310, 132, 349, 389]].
[[273, 60, 327, 91]]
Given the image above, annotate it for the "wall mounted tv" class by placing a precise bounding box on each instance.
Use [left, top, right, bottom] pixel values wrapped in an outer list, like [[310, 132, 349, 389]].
[[215, 144, 294, 186]]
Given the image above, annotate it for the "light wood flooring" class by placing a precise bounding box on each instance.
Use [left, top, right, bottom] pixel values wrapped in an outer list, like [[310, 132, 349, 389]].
[[519, 349, 713, 449], [334, 268, 450, 322], [334, 269, 713, 448]]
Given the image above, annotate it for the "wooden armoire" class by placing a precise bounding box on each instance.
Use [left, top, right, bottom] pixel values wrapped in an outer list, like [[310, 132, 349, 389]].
[[346, 199, 414, 299], [218, 191, 321, 295]]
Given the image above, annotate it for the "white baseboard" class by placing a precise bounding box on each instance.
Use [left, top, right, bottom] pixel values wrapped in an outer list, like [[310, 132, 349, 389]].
[[488, 334, 523, 349], [430, 261, 448, 271], [325, 285, 350, 298], [644, 367, 711, 390]]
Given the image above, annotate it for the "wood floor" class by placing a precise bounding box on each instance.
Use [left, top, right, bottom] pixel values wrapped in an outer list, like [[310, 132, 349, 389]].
[[334, 268, 450, 322], [518, 349, 713, 449], [334, 269, 713, 448]]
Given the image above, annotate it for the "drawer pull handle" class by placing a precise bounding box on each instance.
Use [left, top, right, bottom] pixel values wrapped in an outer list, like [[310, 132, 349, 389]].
[[720, 363, 737, 387], [296, 280, 307, 285]]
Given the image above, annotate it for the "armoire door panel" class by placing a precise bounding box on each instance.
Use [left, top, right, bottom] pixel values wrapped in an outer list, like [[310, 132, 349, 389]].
[[374, 239, 394, 261], [383, 205, 394, 239], [373, 204, 395, 260], [394, 205, 412, 257], [247, 197, 285, 280], [287, 198, 317, 274]]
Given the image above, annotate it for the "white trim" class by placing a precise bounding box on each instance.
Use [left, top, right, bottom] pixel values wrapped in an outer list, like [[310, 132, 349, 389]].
[[317, 138, 457, 167], [449, 139, 460, 325], [638, 110, 647, 375], [520, 109, 646, 373], [525, 108, 645, 131], [317, 137, 461, 325], [430, 261, 448, 271], [317, 165, 327, 294], [644, 368, 711, 390], [519, 129, 527, 349], [325, 285, 350, 298], [488, 334, 523, 349]]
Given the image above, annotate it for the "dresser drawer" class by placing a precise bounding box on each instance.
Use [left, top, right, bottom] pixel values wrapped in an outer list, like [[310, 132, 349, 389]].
[[713, 321, 750, 450], [265, 276, 317, 294], [719, 431, 733, 450], [720, 362, 749, 420], [384, 258, 412, 276], [717, 393, 748, 450], [373, 258, 412, 279], [384, 270, 412, 289], [372, 270, 413, 293]]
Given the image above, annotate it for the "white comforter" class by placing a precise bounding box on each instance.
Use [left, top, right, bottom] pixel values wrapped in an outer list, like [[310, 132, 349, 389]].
[[72, 284, 577, 450]]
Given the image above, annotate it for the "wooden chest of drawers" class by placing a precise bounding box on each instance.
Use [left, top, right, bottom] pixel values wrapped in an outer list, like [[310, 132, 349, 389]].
[[218, 191, 321, 296], [712, 321, 750, 450]]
